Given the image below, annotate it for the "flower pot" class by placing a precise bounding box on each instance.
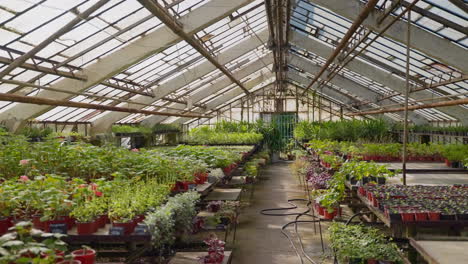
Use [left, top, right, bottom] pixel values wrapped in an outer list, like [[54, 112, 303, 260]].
[[367, 260, 378, 264], [97, 215, 106, 228], [348, 258, 363, 264], [170, 183, 179, 192], [323, 209, 337, 220], [245, 176, 254, 184], [440, 214, 456, 221], [316, 205, 325, 216], [64, 216, 75, 229], [401, 212, 415, 222], [41, 250, 65, 262], [77, 222, 95, 235], [57, 261, 81, 264], [112, 222, 135, 235], [72, 249, 96, 264], [0, 218, 9, 235], [377, 177, 386, 185], [388, 213, 401, 223], [428, 212, 440, 221], [32, 215, 44, 230], [456, 213, 468, 221], [415, 212, 427, 221]]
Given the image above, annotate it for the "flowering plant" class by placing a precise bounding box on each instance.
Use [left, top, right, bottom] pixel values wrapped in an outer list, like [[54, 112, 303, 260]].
[[199, 234, 225, 264]]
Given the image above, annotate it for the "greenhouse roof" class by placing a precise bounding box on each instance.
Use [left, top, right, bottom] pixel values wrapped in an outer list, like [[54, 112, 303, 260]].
[[0, 0, 466, 132]]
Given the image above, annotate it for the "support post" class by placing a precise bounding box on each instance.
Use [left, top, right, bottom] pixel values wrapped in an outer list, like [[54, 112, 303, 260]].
[[402, 9, 411, 186]]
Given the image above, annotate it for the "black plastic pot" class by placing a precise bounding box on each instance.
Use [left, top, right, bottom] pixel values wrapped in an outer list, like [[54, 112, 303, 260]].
[[348, 258, 364, 264], [377, 177, 386, 185], [456, 213, 468, 221], [389, 213, 401, 223], [361, 178, 370, 185], [440, 214, 456, 221], [350, 177, 358, 185]]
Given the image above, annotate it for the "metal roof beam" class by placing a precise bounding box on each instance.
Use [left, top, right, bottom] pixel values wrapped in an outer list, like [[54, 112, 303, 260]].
[[0, 0, 110, 80], [290, 31, 468, 124], [0, 0, 254, 131], [137, 0, 251, 95], [306, 0, 468, 72], [90, 30, 269, 133]]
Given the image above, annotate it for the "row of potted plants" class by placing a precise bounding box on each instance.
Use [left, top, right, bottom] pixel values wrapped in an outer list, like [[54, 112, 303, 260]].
[[0, 175, 171, 236], [329, 222, 403, 264], [307, 150, 396, 220], [359, 184, 468, 223], [306, 139, 468, 167], [294, 119, 392, 142], [0, 136, 211, 181]]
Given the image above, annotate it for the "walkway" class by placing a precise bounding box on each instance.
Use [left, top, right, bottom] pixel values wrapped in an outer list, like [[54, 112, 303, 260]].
[[232, 161, 331, 264]]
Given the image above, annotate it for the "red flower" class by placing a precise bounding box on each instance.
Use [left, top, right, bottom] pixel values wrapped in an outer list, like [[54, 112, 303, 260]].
[[94, 191, 103, 197]]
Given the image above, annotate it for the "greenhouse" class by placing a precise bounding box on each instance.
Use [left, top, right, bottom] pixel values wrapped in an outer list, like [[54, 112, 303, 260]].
[[0, 0, 467, 263]]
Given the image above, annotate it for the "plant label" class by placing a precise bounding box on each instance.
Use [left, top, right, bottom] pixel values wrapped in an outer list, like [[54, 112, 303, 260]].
[[109, 226, 125, 236], [49, 223, 67, 234], [134, 225, 149, 235]]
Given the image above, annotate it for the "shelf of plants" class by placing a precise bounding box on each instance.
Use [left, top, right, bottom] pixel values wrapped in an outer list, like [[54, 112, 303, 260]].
[[0, 130, 264, 263], [358, 184, 468, 225], [292, 119, 468, 264]]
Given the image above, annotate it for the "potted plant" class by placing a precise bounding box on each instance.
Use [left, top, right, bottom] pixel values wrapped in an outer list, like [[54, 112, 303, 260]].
[[0, 221, 68, 263], [199, 234, 225, 264], [72, 246, 96, 264], [70, 203, 98, 235]]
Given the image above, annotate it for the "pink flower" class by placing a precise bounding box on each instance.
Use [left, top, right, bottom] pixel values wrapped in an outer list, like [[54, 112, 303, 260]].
[[94, 191, 103, 197], [90, 183, 98, 191], [131, 148, 139, 152], [19, 159, 29, 166], [19, 175, 29, 182]]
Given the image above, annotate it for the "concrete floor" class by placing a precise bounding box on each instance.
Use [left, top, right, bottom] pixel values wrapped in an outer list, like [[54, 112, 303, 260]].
[[231, 161, 331, 264]]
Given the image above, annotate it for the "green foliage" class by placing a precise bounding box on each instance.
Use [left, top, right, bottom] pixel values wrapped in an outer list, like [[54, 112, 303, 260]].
[[144, 192, 200, 250], [256, 120, 287, 153], [0, 221, 68, 264], [0, 136, 210, 181], [152, 123, 181, 133], [111, 125, 152, 135], [187, 125, 263, 145], [212, 120, 258, 133], [442, 144, 468, 162], [393, 123, 468, 134], [18, 127, 53, 139], [159, 145, 241, 169], [294, 119, 393, 142], [329, 222, 403, 263]]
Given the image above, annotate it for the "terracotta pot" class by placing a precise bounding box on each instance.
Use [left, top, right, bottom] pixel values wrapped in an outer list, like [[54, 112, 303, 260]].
[[323, 209, 336, 220], [57, 261, 81, 264], [401, 212, 415, 222], [317, 205, 325, 216], [32, 215, 44, 230], [112, 221, 135, 235], [0, 218, 10, 235], [76, 222, 95, 235], [63, 216, 75, 229], [415, 212, 427, 221], [72, 249, 96, 264], [428, 212, 440, 221]]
